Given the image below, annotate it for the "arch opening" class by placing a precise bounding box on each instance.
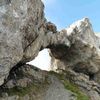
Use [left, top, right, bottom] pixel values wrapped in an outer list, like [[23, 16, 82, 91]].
[[27, 49, 51, 71]]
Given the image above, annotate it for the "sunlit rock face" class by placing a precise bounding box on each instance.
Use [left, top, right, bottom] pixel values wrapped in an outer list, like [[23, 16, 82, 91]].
[[0, 0, 59, 86], [0, 0, 48, 85], [0, 0, 23, 85], [0, 0, 100, 100], [50, 18, 100, 81]]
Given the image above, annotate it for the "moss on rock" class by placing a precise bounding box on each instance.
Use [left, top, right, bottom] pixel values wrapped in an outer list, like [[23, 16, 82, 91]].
[[49, 71, 90, 100]]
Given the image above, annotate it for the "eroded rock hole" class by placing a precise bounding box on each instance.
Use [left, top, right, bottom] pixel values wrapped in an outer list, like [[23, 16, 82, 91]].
[[28, 49, 51, 71]]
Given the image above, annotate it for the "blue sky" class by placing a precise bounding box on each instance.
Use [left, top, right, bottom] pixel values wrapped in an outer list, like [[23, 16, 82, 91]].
[[43, 0, 100, 32]]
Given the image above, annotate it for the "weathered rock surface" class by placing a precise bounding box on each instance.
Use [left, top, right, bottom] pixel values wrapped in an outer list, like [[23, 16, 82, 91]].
[[44, 75, 76, 100], [50, 18, 100, 82], [0, 64, 48, 100], [50, 18, 100, 100], [0, 64, 78, 100], [0, 0, 56, 85], [0, 0, 100, 100]]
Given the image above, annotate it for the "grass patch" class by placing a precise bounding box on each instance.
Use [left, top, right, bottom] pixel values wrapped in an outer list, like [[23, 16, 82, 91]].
[[2, 78, 49, 98], [5, 83, 39, 97], [63, 80, 90, 100], [49, 71, 90, 100]]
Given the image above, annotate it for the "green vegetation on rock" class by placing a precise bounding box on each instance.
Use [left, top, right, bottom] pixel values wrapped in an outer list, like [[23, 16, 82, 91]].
[[6, 83, 39, 97], [49, 71, 90, 100], [63, 79, 90, 100], [1, 78, 49, 99]]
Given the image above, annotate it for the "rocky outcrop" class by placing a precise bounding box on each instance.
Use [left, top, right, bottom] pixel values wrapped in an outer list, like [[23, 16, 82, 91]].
[[0, 0, 43, 84], [0, 0, 100, 100], [50, 18, 100, 100], [50, 18, 100, 82], [0, 64, 49, 100], [0, 0, 57, 85], [0, 64, 89, 100]]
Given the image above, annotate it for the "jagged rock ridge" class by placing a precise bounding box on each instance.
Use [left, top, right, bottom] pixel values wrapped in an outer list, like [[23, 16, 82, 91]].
[[0, 0, 100, 100]]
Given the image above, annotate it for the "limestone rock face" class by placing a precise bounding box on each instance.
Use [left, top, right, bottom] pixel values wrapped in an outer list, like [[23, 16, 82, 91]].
[[0, 64, 77, 100], [0, 0, 49, 85], [2, 64, 48, 89], [50, 18, 100, 79], [0, 0, 100, 100], [50, 18, 100, 99]]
